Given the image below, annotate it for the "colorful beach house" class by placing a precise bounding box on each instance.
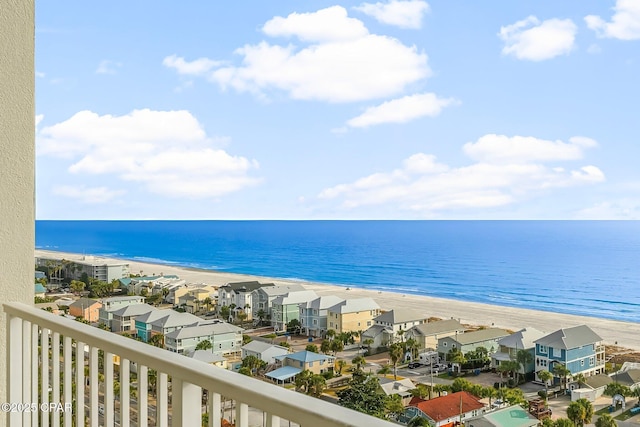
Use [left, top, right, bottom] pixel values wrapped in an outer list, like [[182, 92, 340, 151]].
[[405, 391, 486, 427], [438, 328, 511, 361], [266, 351, 335, 384], [405, 318, 465, 351], [164, 321, 243, 356], [98, 295, 145, 330], [241, 340, 290, 365], [218, 280, 275, 320], [362, 308, 430, 349], [491, 327, 546, 378], [533, 324, 606, 383], [326, 298, 381, 334], [298, 295, 344, 338], [271, 290, 318, 332], [68, 297, 102, 323]]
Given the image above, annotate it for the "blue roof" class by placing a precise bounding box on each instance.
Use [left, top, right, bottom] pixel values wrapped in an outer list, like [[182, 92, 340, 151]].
[[265, 366, 302, 381]]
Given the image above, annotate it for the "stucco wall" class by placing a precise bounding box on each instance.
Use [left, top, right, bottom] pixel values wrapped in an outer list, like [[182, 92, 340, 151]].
[[0, 0, 35, 422]]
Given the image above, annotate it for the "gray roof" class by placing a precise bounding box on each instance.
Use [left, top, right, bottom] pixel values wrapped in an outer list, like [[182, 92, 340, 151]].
[[165, 322, 243, 339], [191, 350, 226, 364], [585, 374, 613, 389], [449, 328, 510, 345], [242, 340, 289, 354], [272, 290, 318, 306], [362, 324, 391, 338], [69, 297, 101, 309], [534, 325, 603, 350], [375, 309, 427, 325], [327, 298, 380, 314], [150, 311, 201, 329], [102, 296, 145, 303], [220, 281, 274, 293], [410, 319, 464, 336], [259, 284, 306, 296], [615, 369, 640, 386], [301, 295, 344, 310], [111, 304, 157, 317], [135, 310, 175, 325], [378, 378, 415, 396], [496, 327, 546, 350]]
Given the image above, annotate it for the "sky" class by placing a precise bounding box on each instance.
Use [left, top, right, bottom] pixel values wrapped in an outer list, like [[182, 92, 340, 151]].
[[35, 0, 640, 220]]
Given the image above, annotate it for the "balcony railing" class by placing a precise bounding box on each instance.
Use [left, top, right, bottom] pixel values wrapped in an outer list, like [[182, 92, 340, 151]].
[[5, 302, 395, 427]]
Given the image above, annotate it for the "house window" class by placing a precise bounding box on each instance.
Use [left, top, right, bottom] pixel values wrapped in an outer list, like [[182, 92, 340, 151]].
[[539, 345, 547, 354], [443, 342, 448, 347], [313, 320, 317, 325], [581, 360, 585, 367], [309, 361, 314, 367], [367, 321, 371, 326], [589, 357, 595, 366]]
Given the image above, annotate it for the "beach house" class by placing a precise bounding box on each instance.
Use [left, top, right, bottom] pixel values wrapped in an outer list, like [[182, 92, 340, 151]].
[[379, 377, 416, 406], [271, 290, 319, 332], [164, 322, 244, 356], [68, 297, 102, 323], [491, 327, 546, 378], [110, 304, 158, 334], [438, 328, 511, 361], [191, 349, 229, 369], [98, 295, 145, 329], [298, 295, 344, 338], [148, 310, 202, 338], [266, 351, 336, 384], [533, 324, 606, 383], [219, 281, 275, 320], [35, 253, 130, 284], [405, 391, 486, 427], [251, 284, 307, 324], [362, 308, 430, 348], [241, 341, 290, 365], [326, 298, 381, 334], [405, 318, 465, 351]]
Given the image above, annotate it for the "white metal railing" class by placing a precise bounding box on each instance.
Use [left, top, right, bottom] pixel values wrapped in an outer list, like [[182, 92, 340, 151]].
[[5, 303, 396, 427]]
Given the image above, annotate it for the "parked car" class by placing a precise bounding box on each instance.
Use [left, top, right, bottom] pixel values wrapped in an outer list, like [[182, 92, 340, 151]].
[[408, 362, 423, 369]]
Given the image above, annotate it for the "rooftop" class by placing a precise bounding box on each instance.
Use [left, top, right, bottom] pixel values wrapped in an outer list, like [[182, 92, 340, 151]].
[[276, 350, 334, 363], [375, 309, 427, 325], [534, 325, 603, 349], [242, 340, 289, 354], [409, 391, 485, 422], [166, 322, 243, 340], [111, 303, 158, 317], [497, 327, 546, 350], [410, 318, 465, 336], [327, 297, 380, 314], [301, 295, 344, 310], [449, 328, 510, 345], [220, 281, 274, 293], [272, 290, 319, 306]]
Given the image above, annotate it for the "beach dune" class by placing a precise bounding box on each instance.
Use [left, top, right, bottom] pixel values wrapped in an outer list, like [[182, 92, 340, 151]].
[[35, 249, 640, 350]]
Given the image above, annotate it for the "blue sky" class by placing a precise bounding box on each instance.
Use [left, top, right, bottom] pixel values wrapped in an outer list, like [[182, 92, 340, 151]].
[[36, 1, 640, 219]]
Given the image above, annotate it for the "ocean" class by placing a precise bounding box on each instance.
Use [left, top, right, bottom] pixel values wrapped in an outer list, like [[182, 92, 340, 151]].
[[35, 220, 640, 323]]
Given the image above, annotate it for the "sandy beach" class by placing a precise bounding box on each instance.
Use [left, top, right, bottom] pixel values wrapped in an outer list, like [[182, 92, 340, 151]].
[[36, 249, 640, 350]]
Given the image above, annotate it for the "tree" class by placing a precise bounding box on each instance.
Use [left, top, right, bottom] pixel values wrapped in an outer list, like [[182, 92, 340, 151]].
[[567, 398, 593, 427], [264, 333, 277, 344], [404, 338, 420, 360], [330, 339, 344, 355], [69, 280, 86, 294], [363, 338, 374, 354], [385, 394, 405, 420], [242, 334, 252, 345], [603, 382, 631, 398], [389, 343, 404, 380], [411, 384, 430, 400], [553, 363, 572, 392], [377, 365, 391, 378], [352, 355, 366, 372], [320, 339, 331, 354], [595, 414, 617, 427], [236, 311, 248, 325], [219, 305, 231, 321], [241, 355, 266, 375], [256, 309, 266, 326], [408, 416, 431, 427], [195, 340, 212, 351], [287, 319, 301, 335], [148, 334, 164, 348], [573, 373, 587, 388], [555, 418, 575, 427], [295, 370, 313, 393], [516, 349, 533, 384], [538, 370, 553, 399], [306, 344, 319, 353], [308, 374, 327, 397], [337, 373, 387, 418], [335, 360, 346, 375], [433, 384, 451, 397], [326, 329, 336, 340], [451, 378, 473, 393], [482, 386, 498, 407], [203, 297, 212, 312]]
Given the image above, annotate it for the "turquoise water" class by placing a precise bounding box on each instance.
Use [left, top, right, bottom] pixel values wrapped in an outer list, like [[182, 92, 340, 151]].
[[35, 220, 640, 322]]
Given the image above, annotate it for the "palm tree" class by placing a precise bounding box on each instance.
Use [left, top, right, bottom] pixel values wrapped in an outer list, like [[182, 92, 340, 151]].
[[567, 398, 593, 427], [148, 333, 164, 348], [308, 374, 326, 397], [335, 359, 346, 375], [320, 339, 331, 354], [363, 338, 374, 354], [404, 338, 420, 360], [295, 370, 313, 393], [377, 365, 392, 378], [482, 386, 498, 407], [203, 297, 212, 312], [553, 363, 572, 392], [195, 340, 213, 351], [516, 349, 533, 384], [352, 355, 366, 372], [538, 369, 553, 399], [595, 414, 617, 427], [573, 373, 587, 388], [325, 329, 336, 340], [256, 309, 266, 326], [408, 416, 431, 427], [389, 343, 404, 380]]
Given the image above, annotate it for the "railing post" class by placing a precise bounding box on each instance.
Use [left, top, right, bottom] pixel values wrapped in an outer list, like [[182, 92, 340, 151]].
[[209, 392, 221, 427], [265, 413, 281, 427], [120, 358, 130, 427], [75, 341, 84, 427], [171, 378, 201, 427], [156, 372, 168, 427], [30, 323, 37, 427], [89, 346, 98, 427], [22, 320, 32, 427], [104, 351, 114, 427], [7, 315, 23, 427], [41, 327, 50, 427], [63, 336, 72, 427], [138, 364, 148, 427], [235, 402, 248, 427], [52, 332, 60, 427]]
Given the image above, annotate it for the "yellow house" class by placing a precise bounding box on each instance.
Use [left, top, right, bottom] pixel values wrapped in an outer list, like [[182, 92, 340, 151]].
[[326, 298, 381, 334], [266, 351, 336, 384]]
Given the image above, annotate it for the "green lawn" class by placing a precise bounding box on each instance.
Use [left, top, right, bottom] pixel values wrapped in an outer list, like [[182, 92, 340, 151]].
[[614, 408, 640, 421]]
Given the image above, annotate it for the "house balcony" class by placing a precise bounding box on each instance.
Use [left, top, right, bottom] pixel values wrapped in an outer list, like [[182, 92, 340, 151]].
[[5, 302, 395, 427]]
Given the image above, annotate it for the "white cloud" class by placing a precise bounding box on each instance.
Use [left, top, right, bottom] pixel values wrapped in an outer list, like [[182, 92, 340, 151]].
[[499, 16, 577, 61], [166, 6, 429, 103], [318, 134, 604, 214], [37, 109, 260, 199], [96, 60, 122, 75], [162, 55, 222, 75], [346, 93, 457, 128], [354, 0, 430, 29], [53, 185, 125, 204], [585, 0, 640, 40], [35, 114, 44, 128], [462, 134, 597, 164], [262, 6, 368, 42]]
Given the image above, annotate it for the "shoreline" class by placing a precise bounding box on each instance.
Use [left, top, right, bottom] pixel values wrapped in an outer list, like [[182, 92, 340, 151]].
[[35, 249, 640, 350]]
